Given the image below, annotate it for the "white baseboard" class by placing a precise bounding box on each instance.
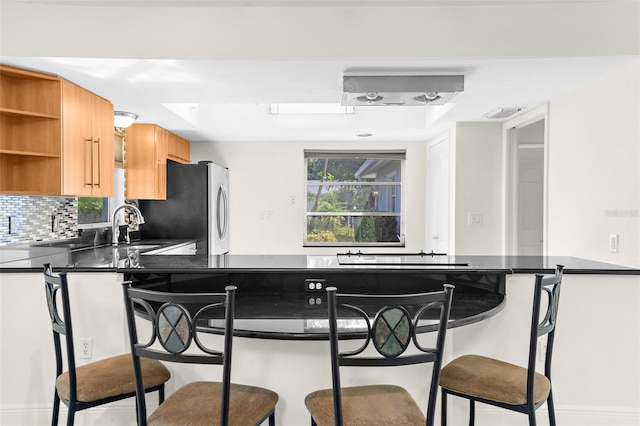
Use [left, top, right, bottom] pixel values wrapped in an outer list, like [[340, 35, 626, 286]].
[[0, 403, 137, 426], [2, 403, 639, 425], [0, 403, 274, 425], [555, 405, 640, 426], [452, 405, 640, 426]]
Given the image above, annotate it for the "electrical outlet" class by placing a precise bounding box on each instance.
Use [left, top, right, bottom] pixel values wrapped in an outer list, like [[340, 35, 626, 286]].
[[79, 338, 93, 359], [306, 296, 324, 307], [304, 278, 326, 293]]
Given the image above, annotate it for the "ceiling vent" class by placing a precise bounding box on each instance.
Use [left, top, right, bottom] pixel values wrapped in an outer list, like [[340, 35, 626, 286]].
[[342, 74, 464, 107], [484, 107, 524, 119]]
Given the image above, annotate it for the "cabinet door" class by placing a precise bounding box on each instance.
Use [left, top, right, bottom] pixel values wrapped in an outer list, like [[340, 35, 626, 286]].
[[62, 81, 114, 197], [154, 126, 169, 199], [177, 135, 190, 163], [62, 80, 93, 196], [125, 124, 157, 199], [90, 95, 114, 196], [167, 132, 190, 163], [125, 124, 172, 200]]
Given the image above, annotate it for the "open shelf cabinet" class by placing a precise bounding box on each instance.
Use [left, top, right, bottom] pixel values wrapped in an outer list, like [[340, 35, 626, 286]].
[[0, 65, 63, 195]]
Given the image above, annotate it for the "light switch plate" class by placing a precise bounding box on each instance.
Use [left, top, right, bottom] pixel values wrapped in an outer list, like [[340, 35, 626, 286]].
[[468, 212, 482, 226]]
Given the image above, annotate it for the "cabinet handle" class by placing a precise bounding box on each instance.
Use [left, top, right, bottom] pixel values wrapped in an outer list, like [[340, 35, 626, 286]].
[[85, 138, 93, 187], [93, 138, 101, 187], [157, 160, 162, 196]]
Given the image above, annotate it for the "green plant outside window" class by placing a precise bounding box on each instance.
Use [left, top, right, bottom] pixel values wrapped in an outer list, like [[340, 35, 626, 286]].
[[78, 197, 109, 225]]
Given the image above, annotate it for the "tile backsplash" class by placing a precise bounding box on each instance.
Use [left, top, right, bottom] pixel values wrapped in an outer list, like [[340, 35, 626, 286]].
[[0, 196, 78, 245]]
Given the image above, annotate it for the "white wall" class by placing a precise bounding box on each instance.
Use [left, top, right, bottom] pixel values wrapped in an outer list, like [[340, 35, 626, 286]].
[[445, 60, 640, 266], [2, 3, 638, 60], [0, 272, 144, 425], [453, 122, 504, 255], [191, 139, 428, 254], [547, 60, 640, 266], [447, 273, 640, 425]]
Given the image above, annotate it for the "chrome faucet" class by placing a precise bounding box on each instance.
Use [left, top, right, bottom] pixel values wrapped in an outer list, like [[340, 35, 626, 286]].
[[112, 204, 146, 246]]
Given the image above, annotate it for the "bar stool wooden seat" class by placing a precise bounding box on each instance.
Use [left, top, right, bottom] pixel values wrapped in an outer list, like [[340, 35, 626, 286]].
[[43, 264, 170, 426], [439, 265, 564, 426], [305, 284, 454, 426]]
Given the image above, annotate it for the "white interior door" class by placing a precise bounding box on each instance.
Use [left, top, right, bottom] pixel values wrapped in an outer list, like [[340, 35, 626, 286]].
[[426, 136, 450, 254], [517, 146, 544, 255], [514, 120, 544, 256]]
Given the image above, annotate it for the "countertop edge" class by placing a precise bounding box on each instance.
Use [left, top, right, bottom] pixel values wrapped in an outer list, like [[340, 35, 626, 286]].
[[1, 265, 638, 275]]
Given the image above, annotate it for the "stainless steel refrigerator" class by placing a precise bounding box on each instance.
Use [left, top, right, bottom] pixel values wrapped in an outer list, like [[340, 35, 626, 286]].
[[138, 160, 229, 254]]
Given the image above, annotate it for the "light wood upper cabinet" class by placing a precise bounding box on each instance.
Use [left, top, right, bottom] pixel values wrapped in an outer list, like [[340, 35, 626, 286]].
[[61, 80, 114, 197], [126, 123, 170, 200], [168, 132, 190, 164], [0, 65, 62, 195], [0, 65, 115, 196]]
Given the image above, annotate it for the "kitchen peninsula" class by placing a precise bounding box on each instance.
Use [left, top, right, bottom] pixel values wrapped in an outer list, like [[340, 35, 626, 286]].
[[1, 242, 638, 425], [0, 242, 636, 336]]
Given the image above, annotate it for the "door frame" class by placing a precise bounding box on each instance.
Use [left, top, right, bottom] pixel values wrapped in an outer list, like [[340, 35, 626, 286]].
[[502, 104, 549, 255]]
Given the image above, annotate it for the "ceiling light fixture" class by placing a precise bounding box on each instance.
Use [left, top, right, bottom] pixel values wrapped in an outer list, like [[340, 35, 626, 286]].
[[114, 111, 139, 128], [356, 133, 373, 137], [342, 74, 464, 106], [269, 103, 354, 114]]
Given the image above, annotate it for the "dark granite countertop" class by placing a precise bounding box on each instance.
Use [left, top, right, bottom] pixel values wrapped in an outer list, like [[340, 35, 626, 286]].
[[115, 253, 638, 274], [0, 238, 195, 271], [0, 239, 637, 275]]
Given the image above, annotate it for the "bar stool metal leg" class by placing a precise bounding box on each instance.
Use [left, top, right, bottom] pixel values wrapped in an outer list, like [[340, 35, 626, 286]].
[[469, 399, 475, 426], [441, 391, 448, 426]]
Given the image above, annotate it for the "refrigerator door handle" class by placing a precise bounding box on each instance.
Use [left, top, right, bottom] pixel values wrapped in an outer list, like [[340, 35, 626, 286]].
[[217, 185, 228, 240]]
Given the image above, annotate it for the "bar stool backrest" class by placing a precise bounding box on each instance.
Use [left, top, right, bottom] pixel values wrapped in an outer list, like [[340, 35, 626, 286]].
[[327, 284, 455, 425], [122, 283, 235, 425], [528, 265, 564, 398], [44, 264, 79, 401]]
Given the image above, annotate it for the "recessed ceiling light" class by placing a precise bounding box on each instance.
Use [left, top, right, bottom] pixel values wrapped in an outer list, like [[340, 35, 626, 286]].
[[357, 133, 373, 137]]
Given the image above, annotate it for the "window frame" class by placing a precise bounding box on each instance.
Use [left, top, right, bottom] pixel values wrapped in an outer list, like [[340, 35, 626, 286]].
[[304, 150, 406, 248]]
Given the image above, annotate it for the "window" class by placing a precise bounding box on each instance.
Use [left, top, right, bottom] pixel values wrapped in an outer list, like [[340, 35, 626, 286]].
[[305, 150, 405, 247], [78, 197, 110, 227]]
